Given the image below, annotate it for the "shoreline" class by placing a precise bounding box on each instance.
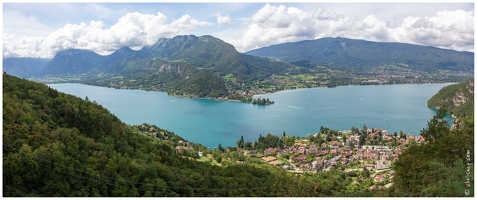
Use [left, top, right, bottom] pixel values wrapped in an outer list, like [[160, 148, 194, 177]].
[[46, 80, 456, 105]]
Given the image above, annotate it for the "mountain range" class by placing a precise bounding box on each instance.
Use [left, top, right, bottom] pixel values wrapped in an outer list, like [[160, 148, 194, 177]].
[[245, 37, 474, 73], [3, 35, 474, 98]]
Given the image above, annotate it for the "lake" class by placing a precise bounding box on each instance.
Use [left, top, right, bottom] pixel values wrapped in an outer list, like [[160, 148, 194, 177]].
[[48, 83, 454, 148]]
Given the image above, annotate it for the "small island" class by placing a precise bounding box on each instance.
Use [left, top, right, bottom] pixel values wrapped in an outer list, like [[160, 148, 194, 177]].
[[251, 97, 274, 105]]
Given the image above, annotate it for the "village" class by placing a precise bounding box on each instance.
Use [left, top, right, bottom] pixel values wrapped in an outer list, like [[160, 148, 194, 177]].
[[167, 125, 426, 191]]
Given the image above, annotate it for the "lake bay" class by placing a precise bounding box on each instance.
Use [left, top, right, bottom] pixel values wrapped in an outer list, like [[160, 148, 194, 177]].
[[48, 83, 453, 148]]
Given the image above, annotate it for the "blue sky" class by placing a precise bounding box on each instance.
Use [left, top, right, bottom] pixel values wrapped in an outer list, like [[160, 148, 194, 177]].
[[3, 2, 474, 58]]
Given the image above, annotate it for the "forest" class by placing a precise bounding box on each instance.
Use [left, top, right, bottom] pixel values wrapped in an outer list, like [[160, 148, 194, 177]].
[[427, 79, 474, 118]]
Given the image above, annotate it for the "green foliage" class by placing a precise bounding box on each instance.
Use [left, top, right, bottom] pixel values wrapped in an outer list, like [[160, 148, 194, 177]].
[[251, 97, 274, 105], [393, 107, 474, 197], [427, 79, 474, 118]]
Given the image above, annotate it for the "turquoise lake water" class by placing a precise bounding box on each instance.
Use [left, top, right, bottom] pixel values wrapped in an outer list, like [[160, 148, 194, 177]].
[[49, 83, 453, 148]]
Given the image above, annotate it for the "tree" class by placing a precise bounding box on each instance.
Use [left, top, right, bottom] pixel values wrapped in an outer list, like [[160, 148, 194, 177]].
[[308, 135, 315, 143], [342, 135, 347, 143], [420, 107, 450, 143], [326, 135, 332, 142], [362, 166, 370, 178], [218, 143, 224, 152], [236, 139, 243, 149], [362, 124, 367, 133], [358, 135, 366, 146]]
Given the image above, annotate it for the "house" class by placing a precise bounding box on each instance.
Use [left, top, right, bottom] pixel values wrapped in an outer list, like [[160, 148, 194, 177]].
[[282, 165, 292, 170], [374, 174, 385, 182], [318, 150, 328, 156], [380, 153, 391, 161], [321, 143, 328, 149], [336, 149, 344, 154], [331, 142, 341, 149], [307, 148, 319, 155], [264, 148, 277, 155], [344, 150, 353, 158], [281, 148, 290, 155], [341, 157, 348, 164], [174, 146, 189, 154], [296, 147, 307, 155], [248, 150, 258, 155], [330, 149, 337, 155], [294, 142, 306, 147], [364, 163, 375, 170], [417, 136, 425, 143], [388, 170, 395, 176], [290, 155, 306, 163], [316, 160, 324, 168]]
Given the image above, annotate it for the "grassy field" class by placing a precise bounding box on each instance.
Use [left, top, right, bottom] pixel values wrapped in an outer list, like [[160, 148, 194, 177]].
[[196, 154, 222, 166]]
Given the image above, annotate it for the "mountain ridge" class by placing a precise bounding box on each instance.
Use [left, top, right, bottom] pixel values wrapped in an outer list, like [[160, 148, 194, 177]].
[[245, 37, 474, 73]]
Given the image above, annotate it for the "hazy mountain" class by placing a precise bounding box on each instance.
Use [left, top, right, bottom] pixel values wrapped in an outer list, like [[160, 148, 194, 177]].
[[3, 57, 51, 78], [41, 49, 108, 76], [245, 37, 474, 73]]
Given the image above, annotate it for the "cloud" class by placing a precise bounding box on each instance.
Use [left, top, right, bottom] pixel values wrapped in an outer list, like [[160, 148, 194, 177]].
[[3, 12, 214, 58], [3, 9, 54, 38], [228, 4, 474, 52], [216, 14, 232, 26]]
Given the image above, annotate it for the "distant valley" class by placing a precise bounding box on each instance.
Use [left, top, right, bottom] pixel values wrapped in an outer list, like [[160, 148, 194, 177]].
[[3, 35, 474, 101]]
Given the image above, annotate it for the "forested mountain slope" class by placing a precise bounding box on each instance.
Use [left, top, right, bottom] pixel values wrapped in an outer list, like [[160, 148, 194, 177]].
[[427, 79, 474, 118], [246, 37, 474, 74]]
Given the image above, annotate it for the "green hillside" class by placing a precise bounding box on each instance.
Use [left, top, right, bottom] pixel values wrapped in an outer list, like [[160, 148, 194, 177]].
[[427, 79, 474, 118]]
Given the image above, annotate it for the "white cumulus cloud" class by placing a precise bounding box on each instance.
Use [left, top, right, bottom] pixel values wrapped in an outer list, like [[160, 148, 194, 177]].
[[3, 12, 214, 58], [216, 14, 232, 26], [228, 4, 474, 52]]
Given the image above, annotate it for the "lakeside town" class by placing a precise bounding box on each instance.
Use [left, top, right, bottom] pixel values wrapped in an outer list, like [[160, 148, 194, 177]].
[[137, 123, 425, 191]]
